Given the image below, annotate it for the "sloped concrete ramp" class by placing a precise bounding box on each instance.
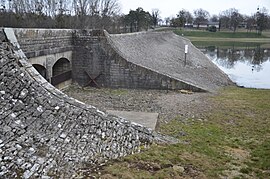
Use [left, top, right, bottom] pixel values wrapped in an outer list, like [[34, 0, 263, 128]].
[[107, 110, 159, 130], [106, 31, 233, 92]]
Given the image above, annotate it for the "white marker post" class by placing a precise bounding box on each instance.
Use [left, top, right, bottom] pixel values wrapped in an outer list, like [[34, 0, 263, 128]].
[[184, 45, 188, 66]]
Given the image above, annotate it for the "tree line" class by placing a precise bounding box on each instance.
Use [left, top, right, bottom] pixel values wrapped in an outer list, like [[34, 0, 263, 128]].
[[0, 0, 269, 34], [168, 7, 270, 34], [0, 0, 122, 32]]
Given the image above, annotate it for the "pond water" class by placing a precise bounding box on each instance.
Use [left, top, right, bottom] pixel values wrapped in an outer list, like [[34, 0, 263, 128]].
[[196, 44, 270, 89]]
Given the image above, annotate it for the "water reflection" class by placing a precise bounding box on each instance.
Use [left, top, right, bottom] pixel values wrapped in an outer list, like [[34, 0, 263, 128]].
[[198, 44, 270, 89]]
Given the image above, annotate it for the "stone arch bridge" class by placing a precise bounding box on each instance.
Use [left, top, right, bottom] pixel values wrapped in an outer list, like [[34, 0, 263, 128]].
[[11, 28, 73, 89]]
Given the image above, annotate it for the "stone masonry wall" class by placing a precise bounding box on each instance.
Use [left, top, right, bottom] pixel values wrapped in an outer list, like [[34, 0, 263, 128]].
[[0, 29, 159, 178], [12, 28, 74, 59], [105, 31, 234, 92], [72, 30, 107, 87], [101, 34, 203, 91], [72, 30, 203, 91], [9, 28, 231, 92], [10, 28, 209, 91]]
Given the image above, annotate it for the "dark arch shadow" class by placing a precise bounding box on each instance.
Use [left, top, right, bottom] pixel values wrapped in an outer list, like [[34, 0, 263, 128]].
[[51, 58, 72, 86], [33, 64, 47, 79], [52, 58, 71, 76]]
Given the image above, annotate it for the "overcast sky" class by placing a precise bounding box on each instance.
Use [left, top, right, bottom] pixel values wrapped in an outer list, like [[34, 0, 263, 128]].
[[119, 0, 270, 19]]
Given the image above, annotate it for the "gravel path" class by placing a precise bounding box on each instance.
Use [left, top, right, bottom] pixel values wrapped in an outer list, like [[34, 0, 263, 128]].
[[64, 85, 214, 126]]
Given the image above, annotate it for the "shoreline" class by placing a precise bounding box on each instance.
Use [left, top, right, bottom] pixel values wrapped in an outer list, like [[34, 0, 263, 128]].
[[188, 36, 270, 43]]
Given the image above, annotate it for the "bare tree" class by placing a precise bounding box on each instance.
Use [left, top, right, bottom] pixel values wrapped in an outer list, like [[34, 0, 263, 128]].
[[0, 0, 122, 31], [229, 8, 243, 32], [72, 0, 119, 17], [219, 8, 244, 32], [71, 0, 120, 28], [244, 15, 256, 32], [193, 8, 210, 28], [44, 0, 57, 17], [176, 9, 193, 27], [151, 9, 160, 27], [256, 7, 269, 34], [219, 10, 231, 29], [11, 0, 26, 13], [164, 17, 170, 26], [210, 15, 219, 22], [99, 0, 121, 29], [100, 0, 120, 16]]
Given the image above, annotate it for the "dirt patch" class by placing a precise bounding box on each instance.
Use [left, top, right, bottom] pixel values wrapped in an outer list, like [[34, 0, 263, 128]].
[[222, 147, 252, 179], [64, 85, 214, 124], [130, 161, 163, 172], [225, 147, 250, 161]]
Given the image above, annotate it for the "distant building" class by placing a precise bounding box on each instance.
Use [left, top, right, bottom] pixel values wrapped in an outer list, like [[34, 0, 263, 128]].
[[238, 22, 247, 28], [207, 21, 220, 29], [184, 23, 193, 28], [192, 21, 220, 29]]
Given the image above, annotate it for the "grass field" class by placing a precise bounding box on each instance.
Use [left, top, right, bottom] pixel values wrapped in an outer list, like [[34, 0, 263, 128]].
[[192, 41, 270, 49], [93, 87, 270, 178], [174, 29, 270, 47], [187, 37, 270, 43], [174, 29, 268, 38]]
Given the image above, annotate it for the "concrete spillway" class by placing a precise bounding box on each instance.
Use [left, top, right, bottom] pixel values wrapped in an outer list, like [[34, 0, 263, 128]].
[[106, 31, 233, 92]]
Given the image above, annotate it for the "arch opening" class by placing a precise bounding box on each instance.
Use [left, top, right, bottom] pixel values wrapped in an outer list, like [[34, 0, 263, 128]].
[[51, 58, 72, 87], [33, 64, 47, 80]]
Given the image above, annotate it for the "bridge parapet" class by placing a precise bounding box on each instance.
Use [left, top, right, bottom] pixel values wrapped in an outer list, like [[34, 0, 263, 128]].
[[13, 28, 74, 58]]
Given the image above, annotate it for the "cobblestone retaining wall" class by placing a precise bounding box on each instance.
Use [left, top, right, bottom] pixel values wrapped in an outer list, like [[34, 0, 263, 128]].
[[0, 28, 156, 178]]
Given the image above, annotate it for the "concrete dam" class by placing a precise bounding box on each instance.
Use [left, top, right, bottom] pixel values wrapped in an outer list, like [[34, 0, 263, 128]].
[[10, 28, 232, 92], [0, 28, 232, 178]]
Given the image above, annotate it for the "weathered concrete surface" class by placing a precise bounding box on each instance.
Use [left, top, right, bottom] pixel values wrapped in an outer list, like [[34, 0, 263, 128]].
[[106, 31, 233, 92], [107, 110, 159, 130]]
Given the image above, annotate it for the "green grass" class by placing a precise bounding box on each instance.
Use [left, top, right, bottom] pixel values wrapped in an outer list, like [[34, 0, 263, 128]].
[[174, 29, 267, 38], [192, 41, 270, 49], [173, 29, 270, 48], [93, 87, 270, 178]]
